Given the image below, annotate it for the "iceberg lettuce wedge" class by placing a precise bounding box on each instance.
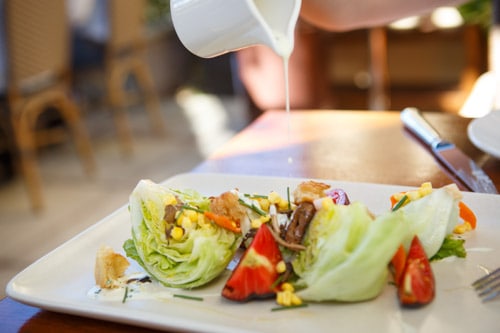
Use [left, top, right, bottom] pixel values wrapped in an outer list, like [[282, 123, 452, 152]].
[[124, 180, 242, 289], [293, 201, 410, 302], [292, 184, 462, 302]]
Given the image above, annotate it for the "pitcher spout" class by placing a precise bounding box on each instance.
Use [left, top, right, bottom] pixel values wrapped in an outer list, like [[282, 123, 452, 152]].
[[250, 0, 301, 58], [170, 0, 301, 58]]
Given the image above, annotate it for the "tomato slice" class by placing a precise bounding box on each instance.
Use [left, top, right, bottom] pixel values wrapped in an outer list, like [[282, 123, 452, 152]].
[[222, 224, 283, 302], [398, 236, 435, 306]]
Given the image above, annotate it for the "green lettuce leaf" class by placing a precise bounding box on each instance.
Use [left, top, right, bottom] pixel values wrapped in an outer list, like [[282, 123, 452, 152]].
[[430, 235, 466, 261], [124, 180, 242, 289]]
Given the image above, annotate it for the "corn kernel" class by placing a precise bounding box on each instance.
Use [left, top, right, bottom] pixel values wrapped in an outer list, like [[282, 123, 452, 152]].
[[276, 289, 303, 307], [291, 294, 303, 306], [420, 182, 432, 197], [257, 198, 270, 212], [276, 291, 284, 305], [170, 226, 184, 240], [251, 218, 263, 229], [185, 209, 198, 222], [454, 222, 472, 234], [251, 215, 271, 229], [278, 199, 290, 211], [278, 290, 293, 306], [276, 261, 287, 274], [281, 282, 294, 292], [268, 192, 282, 204]]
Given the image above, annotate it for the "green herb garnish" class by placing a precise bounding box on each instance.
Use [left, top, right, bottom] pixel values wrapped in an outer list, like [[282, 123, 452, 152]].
[[244, 193, 268, 199], [173, 294, 204, 301], [392, 194, 408, 211], [287, 187, 291, 210], [238, 198, 267, 216], [270, 275, 285, 290], [122, 286, 129, 303], [181, 204, 205, 214]]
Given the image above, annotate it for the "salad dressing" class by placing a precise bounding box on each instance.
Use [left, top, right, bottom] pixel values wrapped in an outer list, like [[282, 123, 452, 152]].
[[283, 56, 294, 171], [87, 272, 220, 302], [271, 31, 294, 174]]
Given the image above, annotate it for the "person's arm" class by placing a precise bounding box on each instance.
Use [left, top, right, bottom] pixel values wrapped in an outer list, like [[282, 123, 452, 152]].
[[300, 0, 468, 31]]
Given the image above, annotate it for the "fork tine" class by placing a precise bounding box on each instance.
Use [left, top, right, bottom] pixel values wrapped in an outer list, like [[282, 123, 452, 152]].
[[478, 280, 500, 297], [482, 289, 500, 302], [472, 267, 500, 289], [472, 267, 500, 302]]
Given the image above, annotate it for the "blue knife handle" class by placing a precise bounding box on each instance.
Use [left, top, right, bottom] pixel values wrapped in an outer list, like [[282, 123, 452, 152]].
[[401, 107, 444, 149]]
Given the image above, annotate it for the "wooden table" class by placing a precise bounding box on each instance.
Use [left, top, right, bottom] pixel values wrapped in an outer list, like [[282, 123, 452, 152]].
[[195, 110, 500, 190], [2, 110, 499, 332]]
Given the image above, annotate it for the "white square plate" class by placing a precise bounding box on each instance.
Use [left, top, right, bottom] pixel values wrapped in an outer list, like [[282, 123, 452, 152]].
[[6, 173, 500, 332]]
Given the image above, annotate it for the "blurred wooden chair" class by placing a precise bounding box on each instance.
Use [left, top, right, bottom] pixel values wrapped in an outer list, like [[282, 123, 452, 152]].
[[101, 0, 166, 154], [4, 0, 96, 211]]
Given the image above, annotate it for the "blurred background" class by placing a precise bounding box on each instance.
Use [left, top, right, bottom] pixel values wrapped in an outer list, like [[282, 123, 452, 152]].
[[0, 0, 494, 297]]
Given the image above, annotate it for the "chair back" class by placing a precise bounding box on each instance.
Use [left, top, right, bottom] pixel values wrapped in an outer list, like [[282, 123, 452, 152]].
[[5, 0, 70, 95], [108, 0, 146, 53]]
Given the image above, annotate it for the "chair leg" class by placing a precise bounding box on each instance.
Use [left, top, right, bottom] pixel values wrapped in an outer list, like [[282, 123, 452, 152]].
[[57, 96, 97, 176], [107, 64, 134, 155], [11, 111, 44, 211], [131, 60, 167, 136]]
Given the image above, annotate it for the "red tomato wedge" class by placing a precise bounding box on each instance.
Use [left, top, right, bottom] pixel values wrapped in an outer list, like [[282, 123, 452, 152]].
[[398, 236, 435, 307], [222, 224, 283, 302]]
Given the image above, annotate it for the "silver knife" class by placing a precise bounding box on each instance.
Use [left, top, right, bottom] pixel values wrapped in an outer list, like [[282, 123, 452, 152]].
[[401, 107, 498, 194]]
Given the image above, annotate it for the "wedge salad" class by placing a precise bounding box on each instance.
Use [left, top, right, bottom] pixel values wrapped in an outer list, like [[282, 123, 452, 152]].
[[93, 179, 476, 309]]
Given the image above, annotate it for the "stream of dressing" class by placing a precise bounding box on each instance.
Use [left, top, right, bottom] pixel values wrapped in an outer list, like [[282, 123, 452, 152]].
[[273, 31, 294, 175]]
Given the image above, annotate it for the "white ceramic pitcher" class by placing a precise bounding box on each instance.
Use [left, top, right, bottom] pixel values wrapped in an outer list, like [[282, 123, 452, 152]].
[[170, 0, 302, 58]]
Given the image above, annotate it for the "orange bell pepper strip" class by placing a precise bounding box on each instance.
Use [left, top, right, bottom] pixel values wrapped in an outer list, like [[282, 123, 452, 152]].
[[390, 193, 405, 208], [458, 201, 477, 229], [204, 211, 241, 233], [390, 244, 407, 287]]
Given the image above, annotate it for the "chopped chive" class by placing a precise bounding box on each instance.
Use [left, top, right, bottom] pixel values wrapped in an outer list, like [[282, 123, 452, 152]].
[[286, 187, 291, 210], [270, 275, 285, 290], [392, 194, 408, 211], [244, 193, 267, 199], [238, 199, 267, 216], [173, 294, 204, 301], [271, 303, 308, 311], [122, 286, 129, 303], [181, 204, 205, 214]]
